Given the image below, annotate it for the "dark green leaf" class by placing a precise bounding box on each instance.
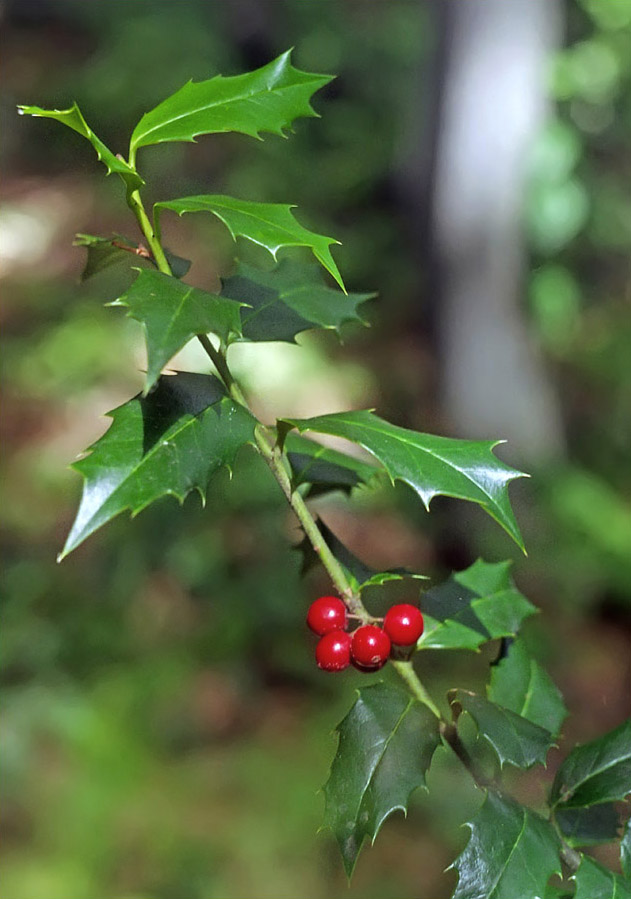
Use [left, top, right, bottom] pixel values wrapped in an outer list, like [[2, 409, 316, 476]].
[[324, 682, 440, 878], [74, 233, 139, 281], [297, 518, 425, 590], [449, 691, 555, 769], [551, 720, 631, 809], [59, 372, 256, 559], [554, 804, 621, 847], [285, 433, 378, 496], [419, 560, 537, 651], [155, 195, 344, 290], [544, 887, 573, 899], [18, 102, 142, 191], [74, 234, 191, 282], [220, 260, 373, 342], [111, 269, 244, 393], [129, 50, 332, 153], [452, 792, 561, 899], [277, 412, 527, 549], [163, 248, 193, 280], [489, 638, 567, 736], [572, 855, 631, 899], [621, 817, 631, 880]]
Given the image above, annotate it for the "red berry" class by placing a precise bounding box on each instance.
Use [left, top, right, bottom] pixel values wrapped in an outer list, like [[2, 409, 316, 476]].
[[383, 604, 424, 645], [316, 630, 352, 671], [351, 625, 391, 670], [307, 596, 347, 635]]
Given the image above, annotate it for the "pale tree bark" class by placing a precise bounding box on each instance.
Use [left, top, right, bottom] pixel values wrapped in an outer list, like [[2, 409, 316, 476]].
[[431, 0, 566, 462]]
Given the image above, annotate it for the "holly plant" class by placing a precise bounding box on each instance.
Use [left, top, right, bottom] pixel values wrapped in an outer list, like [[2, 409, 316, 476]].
[[19, 51, 631, 898]]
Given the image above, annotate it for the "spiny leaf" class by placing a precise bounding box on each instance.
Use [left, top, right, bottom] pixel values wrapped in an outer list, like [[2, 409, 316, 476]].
[[297, 518, 426, 590], [111, 269, 244, 393], [324, 682, 440, 878], [220, 260, 373, 342], [551, 719, 631, 809], [489, 638, 567, 737], [572, 855, 631, 899], [418, 559, 537, 652], [74, 234, 192, 282], [59, 372, 256, 559], [451, 792, 561, 899], [449, 690, 556, 770], [130, 49, 332, 154], [18, 102, 142, 191], [554, 803, 621, 847], [285, 432, 379, 496], [277, 411, 527, 549], [155, 195, 345, 291]]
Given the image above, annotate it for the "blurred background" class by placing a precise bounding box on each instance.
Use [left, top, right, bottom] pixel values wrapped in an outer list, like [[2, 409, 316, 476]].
[[1, 1, 630, 897]]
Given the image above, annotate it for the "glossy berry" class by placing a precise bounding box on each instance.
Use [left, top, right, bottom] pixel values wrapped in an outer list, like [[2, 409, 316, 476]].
[[307, 596, 347, 636], [316, 630, 352, 671], [384, 604, 424, 646], [351, 625, 391, 670]]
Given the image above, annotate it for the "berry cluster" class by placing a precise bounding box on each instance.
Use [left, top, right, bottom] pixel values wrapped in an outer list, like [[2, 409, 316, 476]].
[[307, 596, 424, 672]]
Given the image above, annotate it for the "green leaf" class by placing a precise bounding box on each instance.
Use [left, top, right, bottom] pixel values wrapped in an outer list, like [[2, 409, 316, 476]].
[[74, 234, 140, 281], [572, 855, 631, 899], [59, 372, 256, 559], [551, 720, 631, 809], [621, 817, 631, 880], [554, 804, 621, 847], [418, 560, 537, 651], [544, 887, 573, 899], [155, 195, 345, 290], [323, 682, 440, 878], [489, 638, 567, 736], [111, 269, 244, 394], [285, 433, 379, 496], [277, 411, 527, 549], [220, 260, 373, 342], [452, 792, 561, 899], [75, 234, 192, 283], [449, 691, 555, 769], [129, 50, 332, 154], [18, 102, 143, 191]]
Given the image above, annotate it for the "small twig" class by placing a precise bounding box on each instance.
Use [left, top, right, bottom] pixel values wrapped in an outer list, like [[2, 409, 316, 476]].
[[111, 239, 151, 259]]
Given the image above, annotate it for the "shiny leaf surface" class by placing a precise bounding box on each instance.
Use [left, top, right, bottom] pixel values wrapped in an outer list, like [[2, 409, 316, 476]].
[[572, 855, 631, 899], [551, 719, 631, 809], [324, 683, 440, 877], [155, 195, 344, 290], [449, 691, 555, 769], [277, 411, 527, 548], [60, 372, 256, 559], [111, 269, 244, 393], [452, 792, 561, 899], [419, 560, 537, 651], [489, 638, 567, 736], [130, 50, 331, 153]]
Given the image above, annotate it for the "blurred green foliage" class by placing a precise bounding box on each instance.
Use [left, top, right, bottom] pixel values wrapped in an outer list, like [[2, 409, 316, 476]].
[[525, 0, 631, 611], [2, 1, 630, 897]]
